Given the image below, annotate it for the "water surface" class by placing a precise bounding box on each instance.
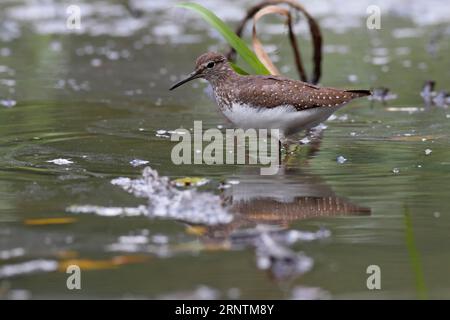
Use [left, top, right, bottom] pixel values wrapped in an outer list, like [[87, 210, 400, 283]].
[[0, 0, 450, 299]]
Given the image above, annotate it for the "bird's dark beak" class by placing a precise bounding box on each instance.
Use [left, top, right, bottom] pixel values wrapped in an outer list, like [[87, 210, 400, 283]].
[[169, 70, 201, 90]]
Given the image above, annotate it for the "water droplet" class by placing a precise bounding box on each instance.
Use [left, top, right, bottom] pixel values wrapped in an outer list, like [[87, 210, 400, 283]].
[[47, 158, 73, 165], [129, 159, 149, 167], [336, 156, 347, 164], [1, 99, 16, 108], [90, 58, 102, 67]]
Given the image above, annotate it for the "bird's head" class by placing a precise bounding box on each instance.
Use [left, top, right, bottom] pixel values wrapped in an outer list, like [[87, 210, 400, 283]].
[[169, 52, 231, 90]]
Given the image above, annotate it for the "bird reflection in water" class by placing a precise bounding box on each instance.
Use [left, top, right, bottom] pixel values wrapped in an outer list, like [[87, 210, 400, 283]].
[[192, 165, 371, 281]]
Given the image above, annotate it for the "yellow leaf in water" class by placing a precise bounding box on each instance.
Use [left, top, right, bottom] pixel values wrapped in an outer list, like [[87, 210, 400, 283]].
[[59, 259, 115, 271], [58, 255, 149, 272], [203, 242, 231, 252], [24, 217, 77, 226], [172, 177, 209, 187], [185, 225, 207, 236]]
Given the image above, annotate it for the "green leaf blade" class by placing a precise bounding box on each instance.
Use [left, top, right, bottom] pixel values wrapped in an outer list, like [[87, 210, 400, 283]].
[[176, 2, 270, 75]]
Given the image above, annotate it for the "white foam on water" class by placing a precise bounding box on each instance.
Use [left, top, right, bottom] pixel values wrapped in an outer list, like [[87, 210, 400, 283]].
[[47, 158, 73, 165], [68, 167, 233, 226], [0, 260, 58, 279]]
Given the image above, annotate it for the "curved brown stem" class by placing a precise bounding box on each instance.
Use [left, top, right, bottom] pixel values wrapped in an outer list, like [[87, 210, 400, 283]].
[[226, 0, 322, 84]]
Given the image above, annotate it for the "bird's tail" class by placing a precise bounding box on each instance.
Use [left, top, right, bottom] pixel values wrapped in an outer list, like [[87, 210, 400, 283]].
[[345, 89, 372, 98]]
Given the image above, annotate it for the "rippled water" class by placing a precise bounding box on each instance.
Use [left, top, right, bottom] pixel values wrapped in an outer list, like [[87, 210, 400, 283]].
[[0, 0, 450, 299]]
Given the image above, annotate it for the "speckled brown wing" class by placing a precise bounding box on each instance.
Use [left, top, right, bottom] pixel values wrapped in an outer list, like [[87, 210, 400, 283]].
[[234, 75, 370, 111]]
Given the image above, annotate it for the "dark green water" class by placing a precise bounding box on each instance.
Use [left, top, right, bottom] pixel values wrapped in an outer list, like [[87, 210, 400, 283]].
[[0, 0, 450, 299]]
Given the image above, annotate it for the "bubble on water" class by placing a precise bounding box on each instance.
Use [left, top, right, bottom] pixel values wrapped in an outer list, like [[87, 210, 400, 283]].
[[7, 289, 31, 300], [151, 234, 169, 245], [418, 62, 428, 70], [392, 28, 422, 39], [49, 41, 61, 52], [291, 286, 331, 300], [0, 48, 11, 57], [157, 285, 220, 300], [68, 205, 147, 217], [347, 74, 358, 83], [90, 58, 102, 67], [106, 51, 120, 60], [83, 45, 94, 55], [0, 79, 16, 87], [121, 49, 130, 59], [350, 132, 357, 137], [227, 288, 241, 299], [0, 260, 58, 279], [0, 65, 15, 75], [118, 235, 148, 245], [1, 99, 16, 108], [155, 98, 162, 106], [328, 114, 348, 122], [0, 248, 25, 260], [47, 158, 73, 165], [129, 159, 149, 167], [372, 47, 389, 56], [285, 229, 331, 243], [371, 56, 390, 65], [392, 168, 400, 174], [425, 149, 432, 155], [336, 156, 347, 164], [402, 60, 412, 68]]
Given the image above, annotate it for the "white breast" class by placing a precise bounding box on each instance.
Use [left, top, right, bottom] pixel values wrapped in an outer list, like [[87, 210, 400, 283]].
[[222, 102, 341, 137]]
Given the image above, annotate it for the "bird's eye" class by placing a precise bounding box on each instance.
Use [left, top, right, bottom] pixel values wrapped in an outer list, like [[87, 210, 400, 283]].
[[206, 62, 215, 69]]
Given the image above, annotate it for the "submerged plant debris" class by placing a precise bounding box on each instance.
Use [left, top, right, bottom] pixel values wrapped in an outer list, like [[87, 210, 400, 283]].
[[68, 167, 233, 225], [255, 232, 314, 280]]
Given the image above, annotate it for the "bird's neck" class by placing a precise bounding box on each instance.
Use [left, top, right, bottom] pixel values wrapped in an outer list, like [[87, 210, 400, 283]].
[[207, 68, 239, 90]]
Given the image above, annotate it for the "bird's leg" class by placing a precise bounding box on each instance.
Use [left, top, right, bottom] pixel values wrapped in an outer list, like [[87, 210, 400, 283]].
[[304, 125, 325, 159], [272, 133, 296, 164], [278, 140, 282, 165]]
